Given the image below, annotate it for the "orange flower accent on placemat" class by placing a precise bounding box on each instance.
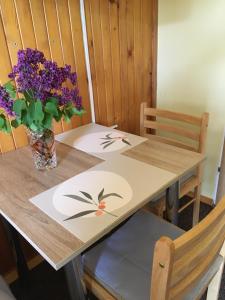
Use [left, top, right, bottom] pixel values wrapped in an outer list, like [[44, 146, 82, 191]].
[[100, 133, 131, 149], [63, 189, 123, 221]]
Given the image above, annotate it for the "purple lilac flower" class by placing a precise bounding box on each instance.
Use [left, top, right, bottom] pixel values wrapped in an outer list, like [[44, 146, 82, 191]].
[[59, 87, 81, 110], [0, 86, 14, 116], [8, 48, 82, 109]]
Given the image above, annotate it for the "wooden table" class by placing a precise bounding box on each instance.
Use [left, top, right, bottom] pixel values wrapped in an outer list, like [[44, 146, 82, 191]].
[[123, 137, 205, 223], [0, 129, 205, 300]]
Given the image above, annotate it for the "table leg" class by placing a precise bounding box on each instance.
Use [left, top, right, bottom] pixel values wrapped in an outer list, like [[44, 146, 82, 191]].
[[64, 256, 87, 300], [165, 181, 179, 225], [1, 217, 29, 283]]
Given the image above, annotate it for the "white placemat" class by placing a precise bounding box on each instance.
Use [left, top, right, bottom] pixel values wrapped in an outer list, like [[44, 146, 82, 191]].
[[30, 155, 177, 243], [55, 123, 147, 160]]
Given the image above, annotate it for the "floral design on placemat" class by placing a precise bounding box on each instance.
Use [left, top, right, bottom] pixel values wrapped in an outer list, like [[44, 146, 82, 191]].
[[100, 133, 131, 149], [63, 188, 123, 221]]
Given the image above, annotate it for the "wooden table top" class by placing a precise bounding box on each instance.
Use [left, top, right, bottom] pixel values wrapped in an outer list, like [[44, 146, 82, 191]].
[[0, 131, 205, 270], [0, 142, 102, 269], [123, 138, 205, 176]]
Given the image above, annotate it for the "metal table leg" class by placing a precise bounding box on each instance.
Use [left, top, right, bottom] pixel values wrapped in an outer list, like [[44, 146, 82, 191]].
[[64, 256, 87, 300], [1, 217, 87, 300], [1, 217, 29, 284], [165, 181, 179, 225]]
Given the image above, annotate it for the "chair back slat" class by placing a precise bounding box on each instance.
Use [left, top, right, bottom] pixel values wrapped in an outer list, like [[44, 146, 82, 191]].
[[144, 107, 202, 126], [151, 195, 225, 300], [143, 120, 200, 141], [140, 102, 209, 154]]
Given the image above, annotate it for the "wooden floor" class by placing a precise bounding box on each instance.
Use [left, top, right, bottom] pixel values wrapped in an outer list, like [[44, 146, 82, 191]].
[[9, 201, 224, 300]]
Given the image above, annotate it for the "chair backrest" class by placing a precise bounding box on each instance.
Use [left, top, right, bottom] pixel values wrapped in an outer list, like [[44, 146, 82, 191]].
[[140, 102, 209, 154], [151, 195, 225, 300]]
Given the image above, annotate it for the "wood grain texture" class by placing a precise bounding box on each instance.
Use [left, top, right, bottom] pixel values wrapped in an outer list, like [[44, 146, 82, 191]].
[[140, 103, 209, 224], [0, 143, 102, 270], [123, 138, 205, 176], [168, 196, 225, 299], [0, 0, 91, 152], [85, 196, 225, 300], [84, 0, 157, 134]]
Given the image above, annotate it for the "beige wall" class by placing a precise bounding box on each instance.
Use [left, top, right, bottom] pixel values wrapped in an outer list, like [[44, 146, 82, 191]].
[[157, 0, 225, 200]]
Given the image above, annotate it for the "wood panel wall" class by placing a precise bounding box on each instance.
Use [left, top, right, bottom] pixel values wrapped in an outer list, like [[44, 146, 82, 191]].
[[85, 0, 157, 134], [0, 0, 157, 278], [0, 0, 91, 277], [0, 0, 91, 154]]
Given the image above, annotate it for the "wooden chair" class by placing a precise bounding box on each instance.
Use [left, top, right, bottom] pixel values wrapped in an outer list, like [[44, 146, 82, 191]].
[[140, 102, 209, 226], [82, 195, 225, 300]]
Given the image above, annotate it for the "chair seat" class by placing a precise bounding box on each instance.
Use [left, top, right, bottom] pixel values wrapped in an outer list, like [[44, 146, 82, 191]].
[[0, 276, 15, 300], [83, 210, 184, 300], [83, 210, 223, 300]]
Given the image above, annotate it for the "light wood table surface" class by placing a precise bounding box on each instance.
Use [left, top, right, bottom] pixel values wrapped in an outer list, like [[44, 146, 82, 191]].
[[123, 138, 205, 176], [0, 134, 205, 300], [0, 143, 102, 269]]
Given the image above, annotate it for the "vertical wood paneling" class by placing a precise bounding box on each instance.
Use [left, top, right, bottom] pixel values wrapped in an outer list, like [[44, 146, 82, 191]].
[[55, 0, 75, 131], [0, 17, 15, 152], [29, 0, 63, 134], [85, 0, 100, 122], [100, 1, 114, 126], [0, 0, 28, 149], [109, 1, 122, 128], [134, 0, 142, 133], [0, 0, 91, 152], [68, 0, 92, 125], [87, 0, 108, 125], [44, 0, 67, 133], [0, 0, 92, 277], [118, 0, 129, 131], [85, 0, 157, 134], [14, 0, 36, 49], [126, 0, 135, 133], [142, 0, 153, 106]]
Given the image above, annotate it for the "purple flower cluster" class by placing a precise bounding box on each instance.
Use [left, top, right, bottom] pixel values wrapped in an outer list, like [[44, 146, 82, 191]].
[[0, 86, 14, 116], [9, 48, 82, 110]]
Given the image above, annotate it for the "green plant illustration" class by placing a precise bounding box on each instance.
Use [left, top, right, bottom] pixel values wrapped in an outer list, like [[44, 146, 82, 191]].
[[63, 188, 123, 221]]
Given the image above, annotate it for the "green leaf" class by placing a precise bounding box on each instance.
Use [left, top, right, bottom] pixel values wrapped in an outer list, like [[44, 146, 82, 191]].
[[11, 119, 21, 128], [23, 90, 34, 102], [80, 191, 93, 200], [100, 141, 111, 145], [46, 97, 59, 105], [29, 100, 44, 123], [103, 140, 115, 149], [65, 106, 77, 119], [45, 102, 58, 117], [3, 81, 16, 99], [21, 110, 31, 127], [64, 194, 93, 204], [72, 107, 85, 116], [43, 113, 53, 129], [122, 139, 131, 146], [98, 188, 104, 202], [101, 193, 123, 200], [54, 109, 62, 122], [0, 114, 11, 133], [63, 111, 70, 123], [13, 99, 26, 117], [64, 210, 97, 221], [0, 115, 5, 128], [29, 122, 39, 131], [106, 133, 112, 139], [35, 100, 44, 122]]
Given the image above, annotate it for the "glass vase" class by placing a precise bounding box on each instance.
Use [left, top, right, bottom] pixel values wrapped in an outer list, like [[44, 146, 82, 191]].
[[27, 128, 57, 170]]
